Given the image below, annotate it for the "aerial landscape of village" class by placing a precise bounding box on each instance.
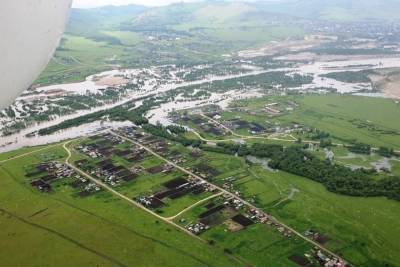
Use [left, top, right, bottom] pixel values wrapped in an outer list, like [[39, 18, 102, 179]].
[[1, 0, 400, 266]]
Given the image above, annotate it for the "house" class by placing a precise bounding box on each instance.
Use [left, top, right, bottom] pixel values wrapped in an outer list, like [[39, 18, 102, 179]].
[[213, 115, 222, 120]]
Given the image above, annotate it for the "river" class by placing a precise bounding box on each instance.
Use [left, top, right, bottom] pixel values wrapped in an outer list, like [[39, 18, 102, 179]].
[[2, 56, 400, 153]]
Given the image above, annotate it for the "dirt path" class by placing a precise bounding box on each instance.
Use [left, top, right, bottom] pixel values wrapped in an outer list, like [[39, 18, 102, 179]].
[[0, 143, 62, 164], [195, 114, 311, 143], [197, 114, 400, 154], [166, 192, 224, 221]]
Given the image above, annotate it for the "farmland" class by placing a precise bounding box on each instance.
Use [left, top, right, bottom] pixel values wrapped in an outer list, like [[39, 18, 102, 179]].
[[64, 130, 329, 266]]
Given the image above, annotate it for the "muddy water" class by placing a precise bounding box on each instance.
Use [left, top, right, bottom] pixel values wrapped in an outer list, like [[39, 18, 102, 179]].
[[3, 57, 400, 153], [0, 121, 134, 153], [0, 68, 276, 152], [148, 90, 264, 126], [292, 56, 400, 93], [36, 69, 144, 94]]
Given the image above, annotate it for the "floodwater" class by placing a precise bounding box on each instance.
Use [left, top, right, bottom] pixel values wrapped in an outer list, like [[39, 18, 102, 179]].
[[0, 120, 133, 153], [36, 69, 143, 94], [2, 56, 400, 153], [292, 56, 400, 93], [0, 67, 274, 152], [148, 89, 263, 126], [246, 156, 276, 172], [371, 157, 392, 172]]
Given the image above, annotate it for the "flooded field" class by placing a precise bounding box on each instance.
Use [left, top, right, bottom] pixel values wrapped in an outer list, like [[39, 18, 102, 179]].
[[2, 55, 400, 152], [290, 56, 400, 93], [0, 65, 271, 152]]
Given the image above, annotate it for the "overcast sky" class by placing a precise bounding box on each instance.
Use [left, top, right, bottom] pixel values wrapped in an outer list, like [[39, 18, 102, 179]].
[[72, 0, 200, 8]]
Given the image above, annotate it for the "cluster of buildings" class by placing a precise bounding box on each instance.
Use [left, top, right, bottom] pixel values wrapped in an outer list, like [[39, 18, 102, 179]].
[[78, 133, 124, 159], [222, 176, 240, 196], [186, 222, 209, 235], [119, 127, 170, 156], [137, 176, 216, 210], [200, 109, 307, 136], [78, 145, 103, 159], [30, 162, 75, 192], [28, 161, 102, 197], [315, 250, 346, 267], [214, 179, 299, 239], [87, 158, 139, 186]]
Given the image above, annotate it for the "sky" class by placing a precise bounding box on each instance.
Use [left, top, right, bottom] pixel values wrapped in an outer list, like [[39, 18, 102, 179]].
[[72, 0, 200, 8]]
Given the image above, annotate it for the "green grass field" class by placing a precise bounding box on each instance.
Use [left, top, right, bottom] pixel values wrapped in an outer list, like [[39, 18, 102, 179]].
[[224, 94, 400, 149], [102, 31, 143, 46], [0, 145, 241, 267], [173, 195, 313, 267], [202, 223, 310, 267], [283, 95, 400, 148], [36, 35, 130, 85], [2, 130, 400, 266]]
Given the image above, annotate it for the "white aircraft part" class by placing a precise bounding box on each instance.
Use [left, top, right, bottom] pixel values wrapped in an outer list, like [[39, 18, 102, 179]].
[[0, 0, 72, 109]]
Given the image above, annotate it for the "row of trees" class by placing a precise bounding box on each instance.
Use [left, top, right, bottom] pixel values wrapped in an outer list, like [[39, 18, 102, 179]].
[[142, 124, 201, 147], [199, 142, 400, 201], [348, 142, 372, 155], [38, 98, 155, 135]]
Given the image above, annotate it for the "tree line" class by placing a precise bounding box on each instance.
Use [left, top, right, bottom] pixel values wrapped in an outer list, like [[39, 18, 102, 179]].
[[199, 142, 400, 201]]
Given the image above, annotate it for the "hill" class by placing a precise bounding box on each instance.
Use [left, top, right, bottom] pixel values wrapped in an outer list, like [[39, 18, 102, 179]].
[[258, 0, 400, 22], [67, 4, 149, 42]]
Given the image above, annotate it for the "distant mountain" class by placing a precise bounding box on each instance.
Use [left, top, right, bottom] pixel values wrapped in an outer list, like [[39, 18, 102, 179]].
[[67, 0, 400, 32], [66, 1, 305, 49], [67, 0, 400, 39], [41, 0, 400, 84], [257, 0, 400, 22], [67, 4, 149, 36], [119, 0, 400, 36], [129, 2, 259, 28], [54, 0, 400, 70]]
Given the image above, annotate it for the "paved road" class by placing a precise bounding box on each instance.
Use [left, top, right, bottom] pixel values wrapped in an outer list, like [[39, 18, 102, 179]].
[[111, 130, 348, 264]]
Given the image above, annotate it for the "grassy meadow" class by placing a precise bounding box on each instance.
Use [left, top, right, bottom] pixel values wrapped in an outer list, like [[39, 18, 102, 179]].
[[225, 94, 400, 149], [0, 144, 241, 267], [284, 95, 400, 149]]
